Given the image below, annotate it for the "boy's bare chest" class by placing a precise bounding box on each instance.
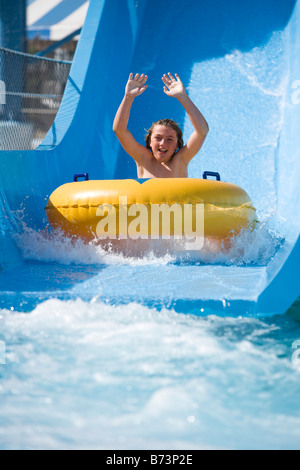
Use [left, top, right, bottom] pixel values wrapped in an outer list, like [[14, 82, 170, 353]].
[[138, 155, 188, 178]]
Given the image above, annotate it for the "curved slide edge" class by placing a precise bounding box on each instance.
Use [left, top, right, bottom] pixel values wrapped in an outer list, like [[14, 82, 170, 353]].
[[256, 236, 300, 314]]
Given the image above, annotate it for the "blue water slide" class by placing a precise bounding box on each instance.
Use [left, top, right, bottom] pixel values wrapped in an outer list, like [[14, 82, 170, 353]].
[[0, 0, 299, 315]]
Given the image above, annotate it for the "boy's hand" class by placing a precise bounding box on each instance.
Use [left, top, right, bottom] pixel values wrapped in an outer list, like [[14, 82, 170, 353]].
[[162, 73, 187, 98], [125, 73, 148, 98]]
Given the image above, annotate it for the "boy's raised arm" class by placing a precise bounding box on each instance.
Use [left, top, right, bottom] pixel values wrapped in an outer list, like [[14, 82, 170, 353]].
[[113, 74, 148, 162], [162, 73, 209, 162]]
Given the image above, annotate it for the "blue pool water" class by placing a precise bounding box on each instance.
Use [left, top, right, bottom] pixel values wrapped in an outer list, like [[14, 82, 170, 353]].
[[0, 228, 300, 450], [0, 283, 300, 450]]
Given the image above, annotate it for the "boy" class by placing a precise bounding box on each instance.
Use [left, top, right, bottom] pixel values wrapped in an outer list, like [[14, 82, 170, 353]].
[[113, 72, 209, 178]]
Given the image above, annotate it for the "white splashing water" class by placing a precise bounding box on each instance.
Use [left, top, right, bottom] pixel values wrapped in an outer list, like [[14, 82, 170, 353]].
[[0, 298, 300, 450], [12, 218, 282, 268]]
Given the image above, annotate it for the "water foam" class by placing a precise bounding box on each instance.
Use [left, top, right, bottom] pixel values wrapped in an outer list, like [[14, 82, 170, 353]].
[[12, 220, 282, 268], [0, 298, 299, 449]]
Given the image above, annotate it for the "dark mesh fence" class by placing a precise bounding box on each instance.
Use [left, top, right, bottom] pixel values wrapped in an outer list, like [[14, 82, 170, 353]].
[[0, 46, 71, 150]]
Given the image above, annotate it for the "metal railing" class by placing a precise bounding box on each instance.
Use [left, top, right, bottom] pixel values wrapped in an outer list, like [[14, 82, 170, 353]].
[[0, 46, 71, 150]]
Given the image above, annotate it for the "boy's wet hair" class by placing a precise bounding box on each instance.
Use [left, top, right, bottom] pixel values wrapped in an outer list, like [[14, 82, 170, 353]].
[[145, 119, 184, 152]]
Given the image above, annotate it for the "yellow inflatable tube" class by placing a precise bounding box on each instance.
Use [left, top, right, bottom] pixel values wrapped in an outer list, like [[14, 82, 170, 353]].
[[45, 177, 256, 241]]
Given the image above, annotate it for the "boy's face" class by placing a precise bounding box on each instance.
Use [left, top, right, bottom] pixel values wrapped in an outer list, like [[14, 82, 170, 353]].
[[150, 125, 178, 162]]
